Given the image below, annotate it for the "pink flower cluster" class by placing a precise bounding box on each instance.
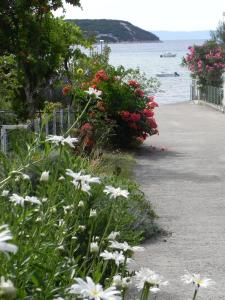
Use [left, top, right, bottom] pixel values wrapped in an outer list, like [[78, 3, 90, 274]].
[[184, 44, 225, 78]]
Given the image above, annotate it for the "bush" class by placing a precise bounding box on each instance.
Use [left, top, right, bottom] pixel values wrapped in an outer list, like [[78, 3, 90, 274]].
[[62, 55, 160, 150], [183, 41, 225, 87]]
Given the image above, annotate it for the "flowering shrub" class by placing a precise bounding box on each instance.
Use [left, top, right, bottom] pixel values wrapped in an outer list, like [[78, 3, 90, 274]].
[[183, 41, 225, 87], [63, 63, 159, 149]]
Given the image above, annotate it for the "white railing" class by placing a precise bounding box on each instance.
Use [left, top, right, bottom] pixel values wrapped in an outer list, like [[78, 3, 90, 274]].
[[1, 107, 75, 154], [190, 80, 225, 112]]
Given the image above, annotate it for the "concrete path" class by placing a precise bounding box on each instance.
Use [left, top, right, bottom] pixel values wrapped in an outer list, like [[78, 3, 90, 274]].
[[133, 101, 225, 299]]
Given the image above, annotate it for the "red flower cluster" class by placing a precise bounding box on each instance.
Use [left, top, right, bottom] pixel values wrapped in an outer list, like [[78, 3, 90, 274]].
[[120, 111, 141, 122], [142, 108, 154, 118], [81, 122, 93, 132], [128, 80, 141, 88], [134, 88, 145, 98], [93, 69, 109, 84], [62, 84, 72, 96]]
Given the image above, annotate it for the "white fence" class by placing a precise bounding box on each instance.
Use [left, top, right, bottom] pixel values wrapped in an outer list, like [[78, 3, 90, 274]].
[[1, 107, 75, 154], [190, 80, 225, 112]]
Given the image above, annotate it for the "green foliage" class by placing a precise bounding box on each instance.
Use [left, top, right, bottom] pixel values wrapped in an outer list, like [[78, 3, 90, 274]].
[[211, 21, 225, 45], [0, 125, 158, 298], [0, 55, 22, 110], [0, 0, 86, 118]]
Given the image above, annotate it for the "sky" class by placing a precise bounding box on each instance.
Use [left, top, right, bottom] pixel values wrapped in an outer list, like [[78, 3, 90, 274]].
[[54, 0, 225, 31]]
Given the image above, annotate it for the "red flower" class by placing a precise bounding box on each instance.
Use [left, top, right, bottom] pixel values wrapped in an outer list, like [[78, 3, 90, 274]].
[[81, 123, 93, 132], [129, 113, 141, 122], [135, 88, 145, 97], [62, 84, 72, 96], [95, 69, 109, 81], [120, 111, 130, 121], [128, 80, 141, 88], [147, 101, 159, 109], [148, 117, 158, 129], [147, 96, 155, 102], [143, 108, 154, 118]]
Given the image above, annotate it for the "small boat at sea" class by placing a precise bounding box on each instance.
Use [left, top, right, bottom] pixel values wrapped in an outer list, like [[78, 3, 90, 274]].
[[160, 53, 177, 58], [156, 72, 180, 77]]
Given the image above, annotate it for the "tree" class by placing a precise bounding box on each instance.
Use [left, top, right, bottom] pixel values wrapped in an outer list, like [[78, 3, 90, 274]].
[[0, 0, 88, 117], [211, 21, 225, 45]]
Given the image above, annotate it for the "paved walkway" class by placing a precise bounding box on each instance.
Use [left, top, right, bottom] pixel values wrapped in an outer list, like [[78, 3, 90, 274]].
[[133, 101, 225, 299]]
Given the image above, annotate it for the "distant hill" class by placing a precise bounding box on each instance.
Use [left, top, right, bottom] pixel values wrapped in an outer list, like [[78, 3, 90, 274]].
[[67, 19, 160, 43], [152, 31, 211, 41]]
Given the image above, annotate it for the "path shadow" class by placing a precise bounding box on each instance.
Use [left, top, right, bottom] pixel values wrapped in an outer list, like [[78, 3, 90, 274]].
[[134, 144, 183, 161]]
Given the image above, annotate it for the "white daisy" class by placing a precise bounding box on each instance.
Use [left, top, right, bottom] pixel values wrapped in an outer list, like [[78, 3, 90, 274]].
[[9, 194, 41, 206], [181, 271, 215, 288], [108, 231, 120, 240], [109, 241, 144, 253], [61, 136, 79, 148], [9, 194, 25, 206], [46, 135, 64, 145], [103, 186, 129, 199], [66, 169, 100, 194], [25, 196, 42, 205], [112, 275, 131, 288], [134, 268, 168, 292], [69, 276, 121, 300], [0, 225, 18, 254], [46, 135, 78, 148], [85, 87, 102, 99], [100, 250, 125, 266]]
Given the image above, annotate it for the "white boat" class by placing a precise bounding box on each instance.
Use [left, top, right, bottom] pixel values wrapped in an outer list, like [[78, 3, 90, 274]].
[[156, 72, 180, 77], [160, 53, 177, 58]]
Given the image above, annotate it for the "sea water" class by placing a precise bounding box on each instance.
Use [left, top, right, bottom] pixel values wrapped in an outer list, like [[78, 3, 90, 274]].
[[103, 40, 204, 104]]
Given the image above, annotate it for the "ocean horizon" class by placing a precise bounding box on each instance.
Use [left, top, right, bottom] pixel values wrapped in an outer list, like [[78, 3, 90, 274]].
[[98, 39, 205, 104]]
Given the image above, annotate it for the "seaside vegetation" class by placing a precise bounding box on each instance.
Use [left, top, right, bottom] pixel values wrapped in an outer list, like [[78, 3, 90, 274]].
[[0, 0, 217, 299], [183, 20, 225, 88], [0, 1, 164, 299]]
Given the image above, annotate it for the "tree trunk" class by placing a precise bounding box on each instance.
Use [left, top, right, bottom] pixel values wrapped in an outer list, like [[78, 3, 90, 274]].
[[24, 79, 36, 118]]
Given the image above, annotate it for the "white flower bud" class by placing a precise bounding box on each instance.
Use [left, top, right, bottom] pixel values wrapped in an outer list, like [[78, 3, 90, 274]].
[[1, 190, 9, 197], [89, 209, 97, 217], [78, 225, 86, 231], [40, 171, 49, 182], [90, 242, 99, 253], [78, 201, 84, 207], [0, 276, 16, 299]]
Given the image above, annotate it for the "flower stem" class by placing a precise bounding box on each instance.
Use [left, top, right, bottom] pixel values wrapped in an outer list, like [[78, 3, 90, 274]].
[[192, 288, 198, 300]]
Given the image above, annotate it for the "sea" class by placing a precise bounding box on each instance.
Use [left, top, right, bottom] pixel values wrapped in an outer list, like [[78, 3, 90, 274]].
[[97, 40, 204, 104]]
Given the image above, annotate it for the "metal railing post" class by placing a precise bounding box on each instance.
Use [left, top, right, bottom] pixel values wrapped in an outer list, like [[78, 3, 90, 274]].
[[1, 126, 7, 154], [222, 82, 225, 113]]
